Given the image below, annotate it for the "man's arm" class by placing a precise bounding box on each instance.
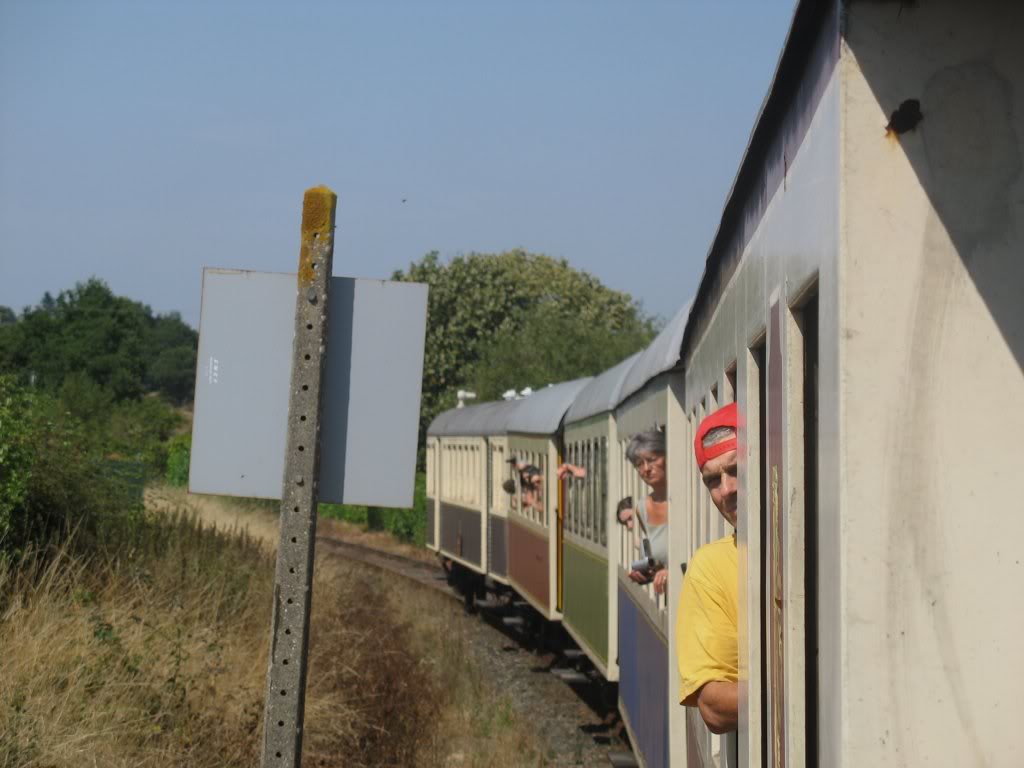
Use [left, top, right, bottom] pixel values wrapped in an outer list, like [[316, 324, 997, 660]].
[[686, 681, 738, 734]]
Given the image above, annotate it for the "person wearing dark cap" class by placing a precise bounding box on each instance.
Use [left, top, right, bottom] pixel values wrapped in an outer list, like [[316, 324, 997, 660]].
[[676, 402, 739, 734]]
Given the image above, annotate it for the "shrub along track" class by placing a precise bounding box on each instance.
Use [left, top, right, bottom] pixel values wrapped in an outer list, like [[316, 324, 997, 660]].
[[155, 489, 631, 767]]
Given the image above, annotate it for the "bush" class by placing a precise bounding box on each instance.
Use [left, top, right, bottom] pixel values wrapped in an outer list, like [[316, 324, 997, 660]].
[[0, 378, 34, 540], [319, 473, 427, 546], [320, 502, 368, 526], [105, 396, 182, 475], [0, 376, 143, 560], [165, 434, 191, 487]]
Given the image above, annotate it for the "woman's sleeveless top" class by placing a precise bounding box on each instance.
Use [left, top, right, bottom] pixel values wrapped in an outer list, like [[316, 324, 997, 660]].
[[637, 495, 668, 567]]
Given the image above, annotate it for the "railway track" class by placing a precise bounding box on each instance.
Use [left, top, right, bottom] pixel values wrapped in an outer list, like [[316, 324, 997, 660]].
[[314, 531, 637, 767], [315, 535, 461, 598]]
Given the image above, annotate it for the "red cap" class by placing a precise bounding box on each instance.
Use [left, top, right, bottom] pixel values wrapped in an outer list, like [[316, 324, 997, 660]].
[[694, 402, 738, 469]]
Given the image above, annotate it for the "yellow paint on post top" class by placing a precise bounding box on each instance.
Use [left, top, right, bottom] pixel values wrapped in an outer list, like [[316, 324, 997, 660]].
[[298, 185, 337, 286]]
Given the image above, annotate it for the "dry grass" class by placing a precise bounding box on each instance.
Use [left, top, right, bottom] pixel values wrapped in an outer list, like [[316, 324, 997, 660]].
[[159, 486, 552, 767], [1, 488, 549, 767], [393, 587, 552, 768], [0, 514, 272, 767], [0, 502, 437, 767]]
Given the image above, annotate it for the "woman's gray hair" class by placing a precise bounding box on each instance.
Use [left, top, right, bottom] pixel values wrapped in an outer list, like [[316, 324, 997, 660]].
[[625, 428, 666, 465]]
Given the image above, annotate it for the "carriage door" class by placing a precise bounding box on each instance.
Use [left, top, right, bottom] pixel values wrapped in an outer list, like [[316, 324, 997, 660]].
[[765, 289, 820, 768]]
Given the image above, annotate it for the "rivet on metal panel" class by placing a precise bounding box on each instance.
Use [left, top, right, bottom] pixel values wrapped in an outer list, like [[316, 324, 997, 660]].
[[307, 287, 318, 303]]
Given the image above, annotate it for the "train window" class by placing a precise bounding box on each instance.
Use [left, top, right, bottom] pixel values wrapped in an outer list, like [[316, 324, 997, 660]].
[[749, 337, 768, 763], [590, 439, 598, 544], [800, 294, 819, 763], [582, 441, 590, 540], [571, 442, 579, 535], [600, 438, 607, 547], [590, 439, 597, 542], [577, 442, 584, 537], [577, 442, 583, 536], [541, 454, 548, 527]]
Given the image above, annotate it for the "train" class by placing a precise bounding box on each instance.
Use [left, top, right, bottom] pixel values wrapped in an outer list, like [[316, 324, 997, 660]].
[[425, 1, 1024, 766]]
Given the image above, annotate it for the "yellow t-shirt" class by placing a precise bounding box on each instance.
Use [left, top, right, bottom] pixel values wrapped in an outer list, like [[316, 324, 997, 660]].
[[676, 534, 738, 703]]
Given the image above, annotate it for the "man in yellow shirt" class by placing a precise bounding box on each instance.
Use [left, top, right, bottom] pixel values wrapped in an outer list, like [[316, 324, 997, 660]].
[[676, 402, 739, 733]]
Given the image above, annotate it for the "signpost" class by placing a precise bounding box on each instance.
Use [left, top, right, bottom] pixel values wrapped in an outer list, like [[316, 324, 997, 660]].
[[259, 186, 335, 767], [188, 186, 428, 768]]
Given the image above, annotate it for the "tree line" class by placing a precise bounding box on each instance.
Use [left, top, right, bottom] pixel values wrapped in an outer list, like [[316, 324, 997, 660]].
[[0, 253, 655, 538], [0, 278, 197, 406]]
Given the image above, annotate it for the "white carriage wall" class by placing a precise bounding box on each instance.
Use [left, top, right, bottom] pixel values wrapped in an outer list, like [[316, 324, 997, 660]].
[[683, 2, 1024, 765], [838, 2, 1024, 765], [682, 26, 840, 768]]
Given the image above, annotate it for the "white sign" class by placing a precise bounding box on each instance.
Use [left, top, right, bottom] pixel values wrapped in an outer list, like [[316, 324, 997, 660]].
[[189, 269, 428, 508]]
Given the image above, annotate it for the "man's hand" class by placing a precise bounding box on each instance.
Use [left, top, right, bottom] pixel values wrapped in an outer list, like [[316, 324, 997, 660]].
[[556, 463, 587, 480], [691, 681, 738, 734]]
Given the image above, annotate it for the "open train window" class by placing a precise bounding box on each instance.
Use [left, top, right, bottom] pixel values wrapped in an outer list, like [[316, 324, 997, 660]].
[[798, 293, 819, 765], [598, 436, 602, 548], [751, 338, 768, 764]]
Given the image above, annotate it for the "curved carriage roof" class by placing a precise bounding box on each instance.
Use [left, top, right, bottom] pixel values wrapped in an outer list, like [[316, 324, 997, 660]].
[[617, 301, 692, 405], [426, 399, 517, 437], [505, 377, 592, 435], [564, 352, 642, 425]]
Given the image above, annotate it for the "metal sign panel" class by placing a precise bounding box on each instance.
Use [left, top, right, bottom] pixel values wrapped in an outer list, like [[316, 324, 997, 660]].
[[189, 268, 427, 508]]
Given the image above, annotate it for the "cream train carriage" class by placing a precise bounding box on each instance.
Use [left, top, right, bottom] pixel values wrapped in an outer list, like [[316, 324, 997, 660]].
[[674, 1, 1024, 766], [560, 352, 641, 681], [426, 1, 1024, 765], [610, 304, 700, 768], [425, 401, 517, 577], [504, 378, 592, 620]]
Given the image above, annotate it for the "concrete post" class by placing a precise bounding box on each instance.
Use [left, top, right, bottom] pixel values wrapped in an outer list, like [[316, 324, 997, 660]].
[[260, 186, 337, 768]]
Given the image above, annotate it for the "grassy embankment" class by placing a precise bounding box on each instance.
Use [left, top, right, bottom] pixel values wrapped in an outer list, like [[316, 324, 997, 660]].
[[1, 378, 548, 767]]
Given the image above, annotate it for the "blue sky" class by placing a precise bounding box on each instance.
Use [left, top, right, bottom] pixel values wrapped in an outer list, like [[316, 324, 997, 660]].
[[0, 0, 796, 327]]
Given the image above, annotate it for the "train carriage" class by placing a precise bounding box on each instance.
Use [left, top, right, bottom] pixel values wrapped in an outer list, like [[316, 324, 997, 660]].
[[612, 305, 696, 768], [674, 1, 1024, 766], [481, 401, 519, 586], [505, 378, 592, 621], [561, 352, 642, 681], [427, 403, 495, 574], [423, 3, 1023, 766]]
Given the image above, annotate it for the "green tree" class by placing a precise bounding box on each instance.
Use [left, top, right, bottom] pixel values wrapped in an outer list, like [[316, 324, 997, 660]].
[[391, 249, 657, 448], [465, 302, 653, 401], [147, 345, 197, 405], [0, 278, 198, 404]]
